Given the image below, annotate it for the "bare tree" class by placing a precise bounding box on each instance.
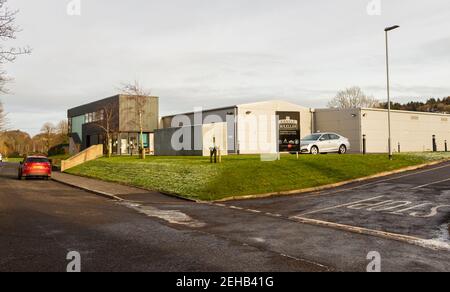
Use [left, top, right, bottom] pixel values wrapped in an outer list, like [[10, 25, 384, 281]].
[[95, 103, 116, 158], [328, 87, 379, 109], [40, 122, 56, 154], [119, 80, 151, 159], [0, 0, 31, 93]]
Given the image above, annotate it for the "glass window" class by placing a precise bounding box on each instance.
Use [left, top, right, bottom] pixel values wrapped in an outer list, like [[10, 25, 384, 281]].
[[320, 134, 331, 141], [26, 157, 50, 163], [302, 134, 322, 141], [330, 134, 340, 140]]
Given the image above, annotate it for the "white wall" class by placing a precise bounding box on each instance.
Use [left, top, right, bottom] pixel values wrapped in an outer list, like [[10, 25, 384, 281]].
[[202, 122, 228, 156], [361, 109, 450, 153], [237, 100, 313, 154]]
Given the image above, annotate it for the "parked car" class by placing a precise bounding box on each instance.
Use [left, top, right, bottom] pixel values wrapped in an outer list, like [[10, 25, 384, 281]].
[[300, 133, 350, 155], [18, 156, 52, 180], [0, 153, 3, 163]]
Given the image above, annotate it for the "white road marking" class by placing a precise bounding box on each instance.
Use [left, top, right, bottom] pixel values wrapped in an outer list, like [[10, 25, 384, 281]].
[[120, 202, 206, 228], [297, 196, 385, 217], [411, 178, 450, 190], [289, 216, 450, 252], [299, 163, 450, 200]]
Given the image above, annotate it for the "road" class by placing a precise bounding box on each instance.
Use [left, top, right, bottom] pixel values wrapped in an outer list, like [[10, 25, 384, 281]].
[[0, 161, 449, 272]]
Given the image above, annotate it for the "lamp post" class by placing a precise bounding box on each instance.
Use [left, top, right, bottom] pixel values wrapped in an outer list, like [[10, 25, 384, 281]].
[[385, 25, 400, 160]]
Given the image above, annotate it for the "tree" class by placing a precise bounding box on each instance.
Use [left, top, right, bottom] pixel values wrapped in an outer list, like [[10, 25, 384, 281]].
[[40, 122, 56, 154], [0, 0, 31, 93], [55, 119, 69, 144], [95, 103, 116, 158], [119, 80, 151, 159], [328, 87, 379, 109]]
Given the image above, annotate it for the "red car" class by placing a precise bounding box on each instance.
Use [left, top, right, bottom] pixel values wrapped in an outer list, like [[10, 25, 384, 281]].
[[18, 156, 52, 180]]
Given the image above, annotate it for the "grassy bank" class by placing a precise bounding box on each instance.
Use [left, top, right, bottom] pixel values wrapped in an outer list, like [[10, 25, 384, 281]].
[[65, 153, 448, 201]]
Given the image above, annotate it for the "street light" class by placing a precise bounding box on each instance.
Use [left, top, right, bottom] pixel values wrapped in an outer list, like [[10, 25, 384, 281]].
[[385, 25, 400, 160]]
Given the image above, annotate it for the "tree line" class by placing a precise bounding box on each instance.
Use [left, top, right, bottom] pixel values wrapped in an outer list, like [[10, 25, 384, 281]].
[[0, 120, 69, 157], [328, 86, 450, 114]]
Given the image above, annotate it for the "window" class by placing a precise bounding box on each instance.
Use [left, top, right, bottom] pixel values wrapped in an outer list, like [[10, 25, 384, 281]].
[[302, 134, 322, 141], [330, 134, 340, 140], [26, 157, 50, 163], [320, 135, 331, 141]]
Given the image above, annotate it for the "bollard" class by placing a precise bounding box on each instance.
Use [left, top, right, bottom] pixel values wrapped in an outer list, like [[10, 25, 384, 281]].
[[432, 135, 437, 152], [362, 135, 367, 155], [398, 143, 401, 153], [445, 140, 448, 152]]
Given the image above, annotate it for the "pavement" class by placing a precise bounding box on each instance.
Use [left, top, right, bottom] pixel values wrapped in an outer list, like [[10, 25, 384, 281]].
[[1, 161, 449, 272]]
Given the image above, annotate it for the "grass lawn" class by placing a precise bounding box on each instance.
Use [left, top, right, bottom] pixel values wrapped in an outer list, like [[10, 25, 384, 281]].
[[65, 152, 449, 201]]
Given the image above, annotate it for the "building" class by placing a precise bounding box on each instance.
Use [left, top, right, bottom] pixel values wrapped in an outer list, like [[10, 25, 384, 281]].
[[158, 100, 313, 155], [68, 94, 159, 155], [158, 100, 449, 155], [315, 107, 450, 153], [68, 97, 449, 156]]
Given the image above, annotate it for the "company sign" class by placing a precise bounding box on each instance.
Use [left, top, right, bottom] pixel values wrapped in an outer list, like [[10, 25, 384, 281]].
[[277, 112, 301, 152]]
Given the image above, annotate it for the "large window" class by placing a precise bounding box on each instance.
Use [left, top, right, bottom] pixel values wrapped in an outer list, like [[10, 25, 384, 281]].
[[84, 110, 106, 124]]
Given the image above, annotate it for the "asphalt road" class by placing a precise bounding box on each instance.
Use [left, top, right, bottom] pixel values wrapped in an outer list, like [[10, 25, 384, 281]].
[[1, 161, 449, 272]]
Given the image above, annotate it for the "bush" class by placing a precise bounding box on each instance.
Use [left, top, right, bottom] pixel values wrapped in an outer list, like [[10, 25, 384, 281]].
[[48, 144, 69, 156]]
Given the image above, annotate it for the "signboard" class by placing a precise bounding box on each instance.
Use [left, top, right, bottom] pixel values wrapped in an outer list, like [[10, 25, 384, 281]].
[[277, 112, 301, 152]]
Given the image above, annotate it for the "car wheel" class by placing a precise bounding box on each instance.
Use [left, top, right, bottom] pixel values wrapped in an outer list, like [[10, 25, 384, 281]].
[[339, 145, 347, 154], [310, 146, 319, 155]]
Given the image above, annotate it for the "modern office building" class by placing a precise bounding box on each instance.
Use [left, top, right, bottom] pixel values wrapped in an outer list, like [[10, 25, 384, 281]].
[[68, 97, 449, 156], [68, 94, 159, 155]]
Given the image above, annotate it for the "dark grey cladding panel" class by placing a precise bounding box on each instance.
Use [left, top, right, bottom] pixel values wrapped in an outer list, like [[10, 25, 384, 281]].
[[162, 107, 237, 128], [67, 95, 120, 118], [154, 126, 203, 156]]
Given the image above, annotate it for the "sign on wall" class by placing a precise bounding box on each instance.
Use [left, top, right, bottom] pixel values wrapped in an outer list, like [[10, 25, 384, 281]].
[[277, 112, 301, 152]]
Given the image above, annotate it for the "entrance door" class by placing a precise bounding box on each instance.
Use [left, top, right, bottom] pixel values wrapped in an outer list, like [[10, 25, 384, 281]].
[[86, 135, 91, 148]]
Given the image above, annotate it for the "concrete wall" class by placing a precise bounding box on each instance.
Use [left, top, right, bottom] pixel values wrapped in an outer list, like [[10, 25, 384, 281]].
[[361, 108, 450, 153], [61, 144, 103, 172], [314, 108, 362, 153]]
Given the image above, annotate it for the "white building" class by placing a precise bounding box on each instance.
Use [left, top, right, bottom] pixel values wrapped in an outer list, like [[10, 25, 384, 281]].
[[156, 100, 450, 155]]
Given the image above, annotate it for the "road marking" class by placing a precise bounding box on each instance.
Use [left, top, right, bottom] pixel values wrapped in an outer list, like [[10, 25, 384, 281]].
[[289, 216, 450, 252], [297, 196, 385, 216], [411, 178, 450, 190], [298, 163, 450, 200]]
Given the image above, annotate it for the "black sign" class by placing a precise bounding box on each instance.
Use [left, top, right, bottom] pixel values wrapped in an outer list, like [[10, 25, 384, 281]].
[[277, 112, 301, 152]]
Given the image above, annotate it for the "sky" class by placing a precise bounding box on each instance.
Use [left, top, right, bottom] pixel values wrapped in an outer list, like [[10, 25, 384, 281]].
[[2, 0, 450, 135]]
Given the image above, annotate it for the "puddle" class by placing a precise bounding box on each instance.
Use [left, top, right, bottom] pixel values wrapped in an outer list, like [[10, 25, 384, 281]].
[[120, 202, 206, 228]]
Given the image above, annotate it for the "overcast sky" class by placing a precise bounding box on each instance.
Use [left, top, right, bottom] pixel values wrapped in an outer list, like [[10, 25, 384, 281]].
[[2, 0, 450, 135]]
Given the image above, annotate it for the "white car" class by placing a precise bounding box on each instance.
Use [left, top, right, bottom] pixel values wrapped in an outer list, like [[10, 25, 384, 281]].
[[300, 133, 351, 155], [0, 153, 2, 163]]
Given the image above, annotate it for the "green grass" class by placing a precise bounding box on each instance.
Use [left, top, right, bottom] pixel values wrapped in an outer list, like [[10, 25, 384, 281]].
[[65, 152, 448, 201]]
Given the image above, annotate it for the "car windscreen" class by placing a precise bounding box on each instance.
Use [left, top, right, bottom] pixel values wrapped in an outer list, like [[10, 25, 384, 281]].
[[26, 158, 49, 163], [302, 134, 322, 141]]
